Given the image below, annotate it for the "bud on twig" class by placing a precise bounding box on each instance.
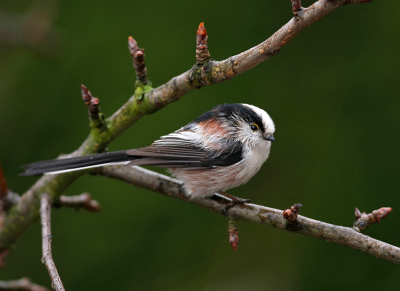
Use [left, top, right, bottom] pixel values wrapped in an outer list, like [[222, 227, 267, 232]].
[[353, 207, 393, 232], [196, 22, 210, 65], [81, 84, 100, 120], [228, 219, 239, 251], [283, 203, 302, 223], [128, 36, 149, 84]]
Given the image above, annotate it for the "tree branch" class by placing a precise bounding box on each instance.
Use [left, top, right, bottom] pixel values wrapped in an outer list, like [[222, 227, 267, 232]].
[[40, 194, 65, 291], [128, 36, 149, 85], [0, 277, 48, 291], [81, 84, 101, 121], [353, 207, 393, 233], [53, 193, 101, 212], [94, 165, 400, 264], [145, 0, 373, 110], [0, 0, 376, 257]]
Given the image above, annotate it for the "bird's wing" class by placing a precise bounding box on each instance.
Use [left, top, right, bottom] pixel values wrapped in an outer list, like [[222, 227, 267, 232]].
[[126, 131, 243, 169]]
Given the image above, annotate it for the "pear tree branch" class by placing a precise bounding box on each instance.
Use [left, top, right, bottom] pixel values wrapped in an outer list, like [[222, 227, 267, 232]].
[[94, 165, 400, 264]]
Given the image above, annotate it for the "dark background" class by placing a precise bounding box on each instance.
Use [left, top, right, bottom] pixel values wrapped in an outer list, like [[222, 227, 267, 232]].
[[1, 0, 399, 290]]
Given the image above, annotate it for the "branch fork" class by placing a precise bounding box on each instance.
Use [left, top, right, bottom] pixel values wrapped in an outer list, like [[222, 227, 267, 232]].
[[353, 207, 393, 233]]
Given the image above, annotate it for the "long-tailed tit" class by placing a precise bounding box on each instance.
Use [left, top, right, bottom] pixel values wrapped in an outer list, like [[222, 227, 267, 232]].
[[21, 103, 275, 213]]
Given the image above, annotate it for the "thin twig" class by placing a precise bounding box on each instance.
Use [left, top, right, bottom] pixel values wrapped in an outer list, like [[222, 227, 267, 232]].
[[353, 207, 392, 233], [94, 165, 400, 265], [0, 277, 48, 291], [40, 194, 65, 291], [196, 22, 210, 65], [228, 219, 239, 251], [81, 84, 100, 121], [54, 193, 101, 212], [145, 0, 374, 110], [128, 37, 149, 85]]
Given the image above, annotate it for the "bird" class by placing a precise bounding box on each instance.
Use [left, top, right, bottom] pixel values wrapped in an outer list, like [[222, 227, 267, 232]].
[[20, 103, 275, 214]]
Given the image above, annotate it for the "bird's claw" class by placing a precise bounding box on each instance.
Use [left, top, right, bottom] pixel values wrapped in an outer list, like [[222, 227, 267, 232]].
[[222, 198, 251, 216]]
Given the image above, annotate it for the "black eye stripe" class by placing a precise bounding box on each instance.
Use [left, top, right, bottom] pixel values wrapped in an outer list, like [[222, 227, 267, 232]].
[[188, 104, 266, 133]]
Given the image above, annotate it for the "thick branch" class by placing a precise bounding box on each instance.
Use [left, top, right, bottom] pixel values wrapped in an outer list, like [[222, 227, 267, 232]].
[[40, 194, 65, 291], [0, 277, 48, 291], [94, 165, 400, 264], [0, 0, 375, 253]]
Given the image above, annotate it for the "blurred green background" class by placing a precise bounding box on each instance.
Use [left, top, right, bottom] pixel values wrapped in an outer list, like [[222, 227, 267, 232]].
[[1, 0, 399, 290]]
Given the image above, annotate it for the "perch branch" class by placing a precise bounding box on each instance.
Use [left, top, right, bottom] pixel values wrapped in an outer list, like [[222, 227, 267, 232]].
[[40, 194, 65, 291], [0, 277, 48, 291], [53, 193, 101, 212], [0, 0, 375, 255], [94, 165, 400, 264]]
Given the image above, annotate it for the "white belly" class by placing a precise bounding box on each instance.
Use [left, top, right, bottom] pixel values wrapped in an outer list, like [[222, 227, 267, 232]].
[[169, 142, 271, 197]]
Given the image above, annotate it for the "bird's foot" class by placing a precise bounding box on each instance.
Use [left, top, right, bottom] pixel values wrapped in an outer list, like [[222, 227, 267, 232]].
[[220, 192, 251, 216]]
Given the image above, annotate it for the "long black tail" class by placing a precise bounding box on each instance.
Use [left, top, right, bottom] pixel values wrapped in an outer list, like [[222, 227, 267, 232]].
[[20, 150, 136, 176]]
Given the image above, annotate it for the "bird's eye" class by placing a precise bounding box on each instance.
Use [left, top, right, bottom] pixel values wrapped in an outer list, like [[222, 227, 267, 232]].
[[250, 124, 259, 131]]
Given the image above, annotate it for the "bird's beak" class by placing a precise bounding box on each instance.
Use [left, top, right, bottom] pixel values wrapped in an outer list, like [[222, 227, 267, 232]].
[[264, 135, 275, 142]]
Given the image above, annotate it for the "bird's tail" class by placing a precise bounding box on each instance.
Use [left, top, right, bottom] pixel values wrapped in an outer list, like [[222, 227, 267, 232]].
[[20, 150, 136, 176]]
